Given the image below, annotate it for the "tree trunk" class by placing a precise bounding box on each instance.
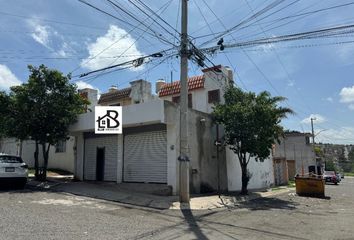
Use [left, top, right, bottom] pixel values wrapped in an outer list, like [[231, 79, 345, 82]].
[[34, 140, 39, 180], [240, 154, 249, 195], [41, 143, 50, 180]]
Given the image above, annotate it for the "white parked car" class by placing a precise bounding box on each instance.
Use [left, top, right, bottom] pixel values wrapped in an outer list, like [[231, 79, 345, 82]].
[[0, 154, 28, 188]]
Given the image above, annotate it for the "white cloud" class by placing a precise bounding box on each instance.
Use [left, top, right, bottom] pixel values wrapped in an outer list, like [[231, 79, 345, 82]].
[[81, 25, 144, 71], [75, 81, 100, 100], [326, 97, 333, 103], [339, 85, 354, 110], [57, 42, 71, 57], [75, 80, 95, 90], [27, 19, 73, 58], [0, 64, 22, 91], [340, 85, 354, 103], [287, 80, 294, 87], [27, 19, 52, 49], [301, 114, 326, 124]]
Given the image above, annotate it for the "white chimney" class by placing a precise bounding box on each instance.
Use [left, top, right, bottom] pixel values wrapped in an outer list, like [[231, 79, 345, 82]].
[[155, 79, 166, 94], [224, 66, 234, 85], [109, 85, 118, 92]]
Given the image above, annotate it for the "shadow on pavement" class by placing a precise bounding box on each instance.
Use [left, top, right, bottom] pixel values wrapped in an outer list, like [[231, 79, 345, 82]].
[[236, 196, 298, 211], [181, 205, 209, 240]]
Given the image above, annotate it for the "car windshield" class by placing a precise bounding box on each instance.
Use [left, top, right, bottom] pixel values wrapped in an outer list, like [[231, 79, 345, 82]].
[[0, 155, 23, 163], [325, 171, 335, 175]]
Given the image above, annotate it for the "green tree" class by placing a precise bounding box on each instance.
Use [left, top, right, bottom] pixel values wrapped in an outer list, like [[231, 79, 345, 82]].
[[4, 65, 87, 180], [213, 86, 293, 194], [314, 146, 324, 158], [348, 148, 354, 162], [344, 148, 354, 172], [325, 159, 337, 171], [0, 91, 11, 137]]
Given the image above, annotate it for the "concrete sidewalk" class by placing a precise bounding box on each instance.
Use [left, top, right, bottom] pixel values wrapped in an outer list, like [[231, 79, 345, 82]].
[[27, 178, 293, 210]]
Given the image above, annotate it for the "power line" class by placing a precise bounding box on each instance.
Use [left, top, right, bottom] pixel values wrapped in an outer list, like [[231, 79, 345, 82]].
[[173, 0, 181, 47], [200, 23, 354, 53], [127, 0, 179, 43], [70, 0, 175, 74], [233, 1, 354, 42], [105, 0, 177, 47], [189, 0, 267, 38], [83, 1, 177, 81], [135, 0, 180, 36], [193, 1, 354, 42], [76, 50, 170, 78], [78, 0, 174, 46], [243, 0, 316, 115], [195, 0, 248, 90], [0, 10, 107, 31], [200, 0, 286, 47]]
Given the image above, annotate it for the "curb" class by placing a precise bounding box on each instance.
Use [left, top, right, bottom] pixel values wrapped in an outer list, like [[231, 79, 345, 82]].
[[26, 180, 295, 211]]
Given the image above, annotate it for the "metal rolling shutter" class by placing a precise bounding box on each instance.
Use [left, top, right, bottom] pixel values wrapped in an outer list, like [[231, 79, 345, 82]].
[[124, 130, 167, 183], [84, 135, 118, 181]]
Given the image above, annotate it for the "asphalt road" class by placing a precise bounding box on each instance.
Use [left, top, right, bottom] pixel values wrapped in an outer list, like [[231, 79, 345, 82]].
[[0, 177, 353, 240]]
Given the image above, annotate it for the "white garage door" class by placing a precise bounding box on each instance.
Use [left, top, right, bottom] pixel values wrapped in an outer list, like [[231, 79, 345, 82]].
[[84, 135, 118, 181], [124, 130, 167, 183]]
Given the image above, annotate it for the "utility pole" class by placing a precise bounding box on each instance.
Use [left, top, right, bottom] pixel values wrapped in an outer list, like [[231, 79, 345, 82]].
[[311, 117, 316, 144], [178, 0, 190, 203], [310, 117, 319, 174]]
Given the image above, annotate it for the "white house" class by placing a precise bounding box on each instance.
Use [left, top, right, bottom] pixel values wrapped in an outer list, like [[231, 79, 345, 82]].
[[158, 65, 233, 113], [2, 64, 275, 193], [68, 65, 274, 194], [158, 65, 274, 192], [0, 137, 76, 173], [70, 100, 228, 195]]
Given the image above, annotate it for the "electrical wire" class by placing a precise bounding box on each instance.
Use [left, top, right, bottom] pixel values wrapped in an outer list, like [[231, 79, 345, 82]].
[[80, 1, 177, 81], [233, 1, 354, 42], [128, 0, 178, 41], [0, 10, 107, 31], [193, 0, 247, 90], [243, 0, 317, 116], [106, 0, 177, 47], [134, 0, 180, 36], [71, 0, 175, 74], [199, 23, 354, 53], [200, 0, 286, 47]]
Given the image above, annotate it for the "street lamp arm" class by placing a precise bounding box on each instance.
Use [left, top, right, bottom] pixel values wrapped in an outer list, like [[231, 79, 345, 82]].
[[315, 129, 328, 137]]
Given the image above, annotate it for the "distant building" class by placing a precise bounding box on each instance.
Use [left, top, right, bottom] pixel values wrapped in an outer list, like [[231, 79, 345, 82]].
[[273, 132, 317, 184]]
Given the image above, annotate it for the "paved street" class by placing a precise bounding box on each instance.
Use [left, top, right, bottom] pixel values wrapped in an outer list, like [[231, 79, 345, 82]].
[[1, 178, 354, 240]]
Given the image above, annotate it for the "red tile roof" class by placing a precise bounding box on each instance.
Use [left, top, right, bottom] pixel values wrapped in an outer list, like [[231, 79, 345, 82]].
[[98, 87, 131, 104], [158, 75, 205, 97]]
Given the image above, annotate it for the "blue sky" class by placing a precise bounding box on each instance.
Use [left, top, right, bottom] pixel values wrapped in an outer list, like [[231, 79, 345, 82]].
[[0, 0, 354, 144]]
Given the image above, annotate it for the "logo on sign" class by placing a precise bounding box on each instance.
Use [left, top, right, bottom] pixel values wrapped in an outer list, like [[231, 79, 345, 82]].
[[95, 106, 122, 134]]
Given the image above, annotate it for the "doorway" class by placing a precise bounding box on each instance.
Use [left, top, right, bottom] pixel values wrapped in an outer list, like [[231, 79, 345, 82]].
[[96, 147, 105, 181]]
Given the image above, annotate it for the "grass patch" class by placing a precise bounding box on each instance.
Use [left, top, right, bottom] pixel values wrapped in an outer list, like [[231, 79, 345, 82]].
[[28, 168, 35, 175], [344, 172, 354, 177], [288, 180, 295, 187]]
